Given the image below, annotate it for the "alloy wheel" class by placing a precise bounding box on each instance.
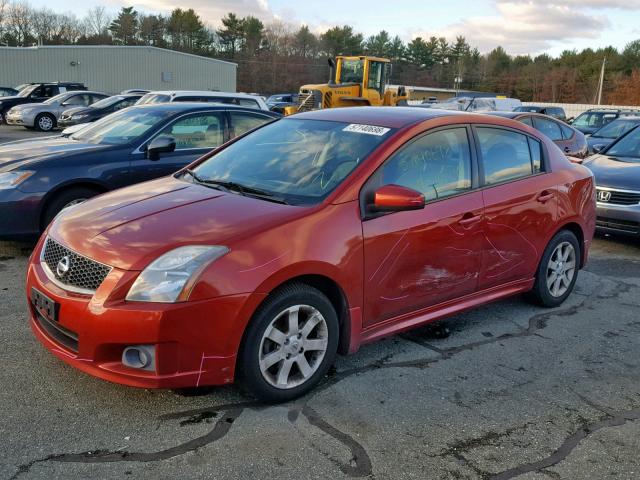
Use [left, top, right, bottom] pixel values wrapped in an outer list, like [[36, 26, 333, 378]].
[[546, 241, 576, 297], [38, 115, 54, 131], [258, 304, 329, 389]]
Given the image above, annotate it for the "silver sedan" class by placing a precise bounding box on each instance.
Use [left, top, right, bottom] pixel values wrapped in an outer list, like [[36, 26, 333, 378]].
[[5, 91, 109, 131]]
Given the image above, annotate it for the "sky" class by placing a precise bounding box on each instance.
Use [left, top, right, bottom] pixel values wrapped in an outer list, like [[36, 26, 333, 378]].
[[27, 0, 640, 56]]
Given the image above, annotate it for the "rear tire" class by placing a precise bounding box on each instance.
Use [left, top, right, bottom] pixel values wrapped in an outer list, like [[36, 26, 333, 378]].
[[527, 230, 580, 308], [238, 283, 339, 403], [41, 187, 100, 230], [35, 113, 55, 132]]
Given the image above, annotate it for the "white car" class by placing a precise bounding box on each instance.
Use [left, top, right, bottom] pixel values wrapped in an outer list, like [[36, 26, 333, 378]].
[[136, 91, 269, 111]]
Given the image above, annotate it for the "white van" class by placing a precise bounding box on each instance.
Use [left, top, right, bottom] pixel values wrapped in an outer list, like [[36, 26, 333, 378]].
[[136, 91, 269, 111]]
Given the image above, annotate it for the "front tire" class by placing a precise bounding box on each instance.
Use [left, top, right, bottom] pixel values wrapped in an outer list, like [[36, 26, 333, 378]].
[[35, 113, 55, 132], [41, 187, 100, 230], [239, 283, 339, 403], [527, 230, 580, 307]]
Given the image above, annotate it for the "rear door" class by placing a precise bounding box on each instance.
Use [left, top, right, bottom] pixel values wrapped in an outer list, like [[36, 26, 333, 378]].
[[130, 111, 228, 182], [361, 126, 484, 326], [532, 116, 570, 153], [474, 126, 558, 289]]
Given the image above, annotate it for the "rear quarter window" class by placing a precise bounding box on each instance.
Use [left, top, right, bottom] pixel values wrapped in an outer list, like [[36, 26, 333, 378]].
[[477, 127, 538, 185]]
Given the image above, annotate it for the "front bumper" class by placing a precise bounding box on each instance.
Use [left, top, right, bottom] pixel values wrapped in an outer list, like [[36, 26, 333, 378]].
[[5, 110, 36, 127], [58, 116, 83, 128], [596, 202, 640, 235], [0, 189, 44, 240], [27, 247, 259, 389]]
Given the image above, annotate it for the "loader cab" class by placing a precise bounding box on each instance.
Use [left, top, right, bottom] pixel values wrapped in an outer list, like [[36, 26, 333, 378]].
[[335, 56, 390, 102]]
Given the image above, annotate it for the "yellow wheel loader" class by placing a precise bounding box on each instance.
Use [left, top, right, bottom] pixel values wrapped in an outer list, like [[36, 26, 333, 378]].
[[284, 56, 408, 115]]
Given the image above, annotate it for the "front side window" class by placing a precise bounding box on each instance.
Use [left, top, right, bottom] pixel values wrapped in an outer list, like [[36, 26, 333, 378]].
[[191, 119, 392, 204], [157, 113, 225, 150], [477, 127, 538, 185], [573, 112, 616, 129], [533, 117, 562, 141], [339, 59, 364, 84], [230, 112, 273, 138], [63, 94, 89, 106], [374, 128, 472, 202]]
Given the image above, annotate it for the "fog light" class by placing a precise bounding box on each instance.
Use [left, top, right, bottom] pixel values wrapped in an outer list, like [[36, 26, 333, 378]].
[[122, 345, 156, 371]]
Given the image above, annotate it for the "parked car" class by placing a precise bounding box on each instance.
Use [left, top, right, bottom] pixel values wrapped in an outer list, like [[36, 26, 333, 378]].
[[0, 103, 280, 240], [266, 93, 299, 114], [0, 82, 86, 124], [25, 107, 595, 402], [0, 87, 18, 97], [586, 116, 640, 154], [137, 91, 270, 110], [489, 112, 588, 158], [570, 108, 640, 135], [583, 125, 640, 236], [5, 91, 109, 131], [514, 105, 567, 122], [58, 93, 144, 128]]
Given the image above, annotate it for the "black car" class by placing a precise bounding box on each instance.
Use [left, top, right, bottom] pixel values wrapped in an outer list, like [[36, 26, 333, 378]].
[[58, 93, 145, 127], [571, 108, 640, 135], [0, 82, 86, 123], [0, 103, 281, 240], [514, 105, 566, 122], [0, 87, 18, 97]]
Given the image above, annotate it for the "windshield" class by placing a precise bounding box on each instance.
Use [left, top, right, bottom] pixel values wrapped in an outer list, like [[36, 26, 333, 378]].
[[137, 93, 171, 105], [70, 108, 172, 145], [89, 96, 124, 109], [339, 59, 364, 84], [606, 127, 640, 160], [592, 119, 639, 139], [43, 93, 68, 105], [18, 85, 38, 97], [190, 119, 394, 204]]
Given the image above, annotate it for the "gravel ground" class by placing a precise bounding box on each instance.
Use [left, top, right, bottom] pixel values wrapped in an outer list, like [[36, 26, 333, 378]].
[[0, 233, 639, 480]]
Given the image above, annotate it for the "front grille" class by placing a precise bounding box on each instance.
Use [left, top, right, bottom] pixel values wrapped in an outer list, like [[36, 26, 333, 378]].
[[33, 307, 79, 353], [41, 237, 112, 293], [596, 188, 640, 206], [596, 216, 640, 234]]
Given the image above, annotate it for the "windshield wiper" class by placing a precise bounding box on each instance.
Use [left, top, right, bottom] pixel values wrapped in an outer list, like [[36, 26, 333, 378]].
[[184, 170, 288, 204]]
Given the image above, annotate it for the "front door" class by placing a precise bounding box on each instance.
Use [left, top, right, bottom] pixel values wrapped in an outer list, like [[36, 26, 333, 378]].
[[362, 126, 484, 326]]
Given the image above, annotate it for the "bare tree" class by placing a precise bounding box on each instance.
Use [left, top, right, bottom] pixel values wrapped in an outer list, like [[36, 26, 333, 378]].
[[84, 6, 110, 37], [7, 1, 32, 46]]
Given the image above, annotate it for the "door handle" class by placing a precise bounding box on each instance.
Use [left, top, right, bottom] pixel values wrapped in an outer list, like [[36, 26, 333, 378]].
[[537, 190, 554, 203], [458, 213, 482, 227]]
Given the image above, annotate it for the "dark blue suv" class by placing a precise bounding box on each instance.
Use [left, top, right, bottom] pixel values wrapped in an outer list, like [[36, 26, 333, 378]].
[[0, 103, 280, 240]]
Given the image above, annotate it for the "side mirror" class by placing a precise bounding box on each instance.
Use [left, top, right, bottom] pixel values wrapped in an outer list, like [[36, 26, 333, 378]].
[[592, 144, 605, 154], [146, 136, 176, 160], [372, 184, 425, 212]]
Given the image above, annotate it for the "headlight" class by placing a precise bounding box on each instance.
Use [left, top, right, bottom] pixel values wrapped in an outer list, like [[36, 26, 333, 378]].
[[73, 113, 88, 119], [126, 245, 229, 303], [0, 170, 35, 190]]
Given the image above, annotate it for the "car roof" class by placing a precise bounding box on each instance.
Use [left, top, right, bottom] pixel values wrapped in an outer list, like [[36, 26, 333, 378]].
[[291, 106, 467, 129], [131, 102, 279, 115], [146, 91, 262, 100]]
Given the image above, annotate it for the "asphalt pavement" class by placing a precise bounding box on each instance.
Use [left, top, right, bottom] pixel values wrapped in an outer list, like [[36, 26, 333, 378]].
[[1, 233, 639, 479]]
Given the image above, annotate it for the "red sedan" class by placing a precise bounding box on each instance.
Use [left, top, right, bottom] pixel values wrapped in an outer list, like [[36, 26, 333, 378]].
[[26, 107, 596, 402]]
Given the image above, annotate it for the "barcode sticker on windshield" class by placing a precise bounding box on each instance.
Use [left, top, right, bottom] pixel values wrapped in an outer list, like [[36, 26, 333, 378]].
[[343, 124, 390, 136]]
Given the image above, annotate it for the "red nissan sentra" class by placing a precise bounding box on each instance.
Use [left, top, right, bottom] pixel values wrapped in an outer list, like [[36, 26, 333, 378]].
[[26, 107, 596, 402]]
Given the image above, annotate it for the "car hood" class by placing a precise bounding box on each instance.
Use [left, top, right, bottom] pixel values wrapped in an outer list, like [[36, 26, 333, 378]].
[[9, 102, 47, 111], [586, 136, 613, 151], [583, 154, 640, 190], [50, 176, 305, 270], [0, 137, 107, 172]]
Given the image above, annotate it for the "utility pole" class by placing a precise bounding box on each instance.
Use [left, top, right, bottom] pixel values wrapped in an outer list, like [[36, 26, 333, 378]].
[[596, 56, 606, 105]]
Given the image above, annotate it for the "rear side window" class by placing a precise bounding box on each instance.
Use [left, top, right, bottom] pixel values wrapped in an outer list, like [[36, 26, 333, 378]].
[[477, 127, 537, 185], [376, 127, 472, 202], [533, 117, 562, 141], [230, 112, 273, 137], [560, 123, 574, 140]]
